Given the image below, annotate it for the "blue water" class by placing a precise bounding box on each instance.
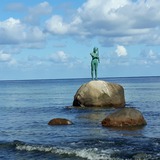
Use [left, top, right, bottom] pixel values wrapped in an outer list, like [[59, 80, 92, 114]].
[[0, 77, 160, 160]]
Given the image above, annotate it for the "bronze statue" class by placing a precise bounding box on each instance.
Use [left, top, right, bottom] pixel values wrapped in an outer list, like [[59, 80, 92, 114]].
[[90, 47, 100, 80]]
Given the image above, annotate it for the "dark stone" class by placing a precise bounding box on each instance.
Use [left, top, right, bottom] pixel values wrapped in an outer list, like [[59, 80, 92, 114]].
[[102, 108, 147, 127], [48, 118, 73, 125]]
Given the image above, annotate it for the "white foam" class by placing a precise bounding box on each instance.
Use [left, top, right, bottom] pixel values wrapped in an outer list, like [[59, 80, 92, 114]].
[[16, 144, 118, 160], [16, 144, 53, 152]]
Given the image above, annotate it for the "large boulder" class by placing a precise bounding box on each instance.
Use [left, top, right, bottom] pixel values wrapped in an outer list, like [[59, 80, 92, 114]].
[[101, 108, 147, 127], [73, 80, 125, 108], [48, 118, 73, 125]]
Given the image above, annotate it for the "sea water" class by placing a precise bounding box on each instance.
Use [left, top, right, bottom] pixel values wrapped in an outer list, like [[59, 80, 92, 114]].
[[0, 77, 160, 160]]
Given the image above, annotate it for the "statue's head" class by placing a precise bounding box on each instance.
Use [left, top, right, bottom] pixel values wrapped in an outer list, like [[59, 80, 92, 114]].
[[93, 47, 97, 52]]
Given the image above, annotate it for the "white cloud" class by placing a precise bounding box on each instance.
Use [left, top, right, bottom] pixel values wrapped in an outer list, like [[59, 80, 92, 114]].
[[4, 0, 160, 48], [45, 15, 69, 34], [147, 50, 157, 59], [115, 45, 127, 57], [50, 51, 69, 63], [0, 17, 45, 45], [26, 26, 45, 42], [31, 1, 52, 15], [0, 50, 17, 66], [8, 59, 17, 66], [78, 0, 128, 21], [0, 18, 25, 44], [2, 0, 160, 48], [139, 49, 160, 65], [25, 1, 52, 25], [44, 0, 160, 46], [48, 51, 83, 68], [0, 50, 11, 62]]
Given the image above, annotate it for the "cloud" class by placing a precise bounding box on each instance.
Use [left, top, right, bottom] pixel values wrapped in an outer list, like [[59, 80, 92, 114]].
[[25, 26, 46, 42], [0, 49, 82, 70], [0, 17, 45, 45], [44, 0, 160, 46], [4, 0, 160, 48], [0, 50, 17, 66], [45, 15, 69, 34], [48, 51, 83, 68], [45, 14, 84, 37], [24, 1, 52, 25], [2, 0, 160, 48], [50, 51, 69, 63], [139, 49, 160, 65], [29, 1, 52, 15], [0, 18, 25, 44], [115, 45, 127, 57], [5, 2, 25, 12], [0, 50, 11, 62]]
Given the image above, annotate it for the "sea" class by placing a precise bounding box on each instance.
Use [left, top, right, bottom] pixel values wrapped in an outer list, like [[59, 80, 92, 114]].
[[0, 76, 160, 160]]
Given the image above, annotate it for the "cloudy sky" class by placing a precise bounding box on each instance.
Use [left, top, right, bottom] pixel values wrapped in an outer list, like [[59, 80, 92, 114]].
[[0, 0, 160, 80]]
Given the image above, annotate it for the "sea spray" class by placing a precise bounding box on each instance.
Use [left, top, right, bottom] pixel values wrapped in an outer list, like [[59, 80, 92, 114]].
[[15, 143, 117, 160]]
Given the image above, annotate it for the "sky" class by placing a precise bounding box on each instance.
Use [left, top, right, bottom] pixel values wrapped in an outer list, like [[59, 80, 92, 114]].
[[0, 0, 160, 80]]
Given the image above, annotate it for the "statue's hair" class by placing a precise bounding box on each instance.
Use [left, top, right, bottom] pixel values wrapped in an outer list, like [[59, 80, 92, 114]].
[[93, 47, 98, 52]]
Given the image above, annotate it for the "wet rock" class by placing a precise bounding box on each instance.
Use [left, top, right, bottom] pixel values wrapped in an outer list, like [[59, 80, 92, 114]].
[[48, 118, 73, 125], [73, 80, 125, 108], [102, 108, 147, 127]]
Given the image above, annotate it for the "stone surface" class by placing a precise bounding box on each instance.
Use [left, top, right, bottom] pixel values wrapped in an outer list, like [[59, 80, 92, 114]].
[[48, 118, 73, 125], [73, 80, 125, 108], [101, 108, 147, 127]]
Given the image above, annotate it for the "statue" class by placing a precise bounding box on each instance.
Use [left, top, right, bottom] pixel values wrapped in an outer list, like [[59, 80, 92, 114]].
[[90, 47, 100, 80]]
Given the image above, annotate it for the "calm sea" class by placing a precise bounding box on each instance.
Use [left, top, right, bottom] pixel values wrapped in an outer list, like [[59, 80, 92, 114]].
[[0, 76, 160, 160]]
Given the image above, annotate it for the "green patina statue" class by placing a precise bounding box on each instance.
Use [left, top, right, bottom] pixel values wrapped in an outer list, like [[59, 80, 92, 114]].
[[90, 47, 100, 80]]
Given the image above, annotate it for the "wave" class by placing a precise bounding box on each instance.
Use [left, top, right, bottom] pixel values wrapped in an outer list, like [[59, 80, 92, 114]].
[[15, 142, 114, 160], [1, 138, 160, 160], [0, 140, 116, 160]]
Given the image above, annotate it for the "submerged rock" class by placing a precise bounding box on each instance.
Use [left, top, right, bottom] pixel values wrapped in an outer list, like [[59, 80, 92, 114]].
[[73, 80, 125, 108], [48, 118, 73, 125], [101, 108, 147, 127]]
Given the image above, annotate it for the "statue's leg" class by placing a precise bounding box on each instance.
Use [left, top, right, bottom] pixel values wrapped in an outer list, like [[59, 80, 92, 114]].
[[95, 61, 98, 80], [91, 61, 94, 80]]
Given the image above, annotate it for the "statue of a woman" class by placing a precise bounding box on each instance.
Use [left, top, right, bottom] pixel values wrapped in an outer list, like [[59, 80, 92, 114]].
[[90, 47, 100, 80]]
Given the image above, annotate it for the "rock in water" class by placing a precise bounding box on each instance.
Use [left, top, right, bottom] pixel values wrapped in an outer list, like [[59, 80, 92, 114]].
[[101, 108, 147, 127], [73, 80, 125, 108], [48, 118, 73, 125]]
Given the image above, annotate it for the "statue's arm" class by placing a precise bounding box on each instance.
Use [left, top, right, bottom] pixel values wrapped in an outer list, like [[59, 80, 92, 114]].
[[90, 52, 94, 58], [98, 54, 100, 63], [96, 49, 100, 63]]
